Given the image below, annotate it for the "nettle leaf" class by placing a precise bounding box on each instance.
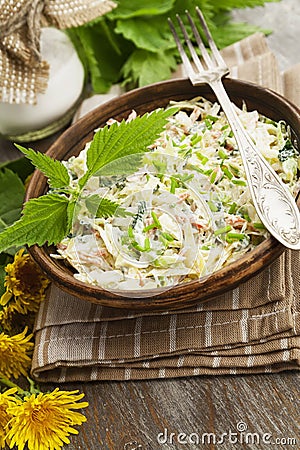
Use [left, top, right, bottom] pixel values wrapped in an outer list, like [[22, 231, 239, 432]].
[[108, 0, 174, 19], [0, 169, 25, 232], [122, 48, 177, 86], [98, 153, 143, 177], [115, 16, 176, 52], [79, 107, 177, 187], [15, 145, 70, 189], [0, 194, 70, 253], [69, 0, 278, 92], [67, 200, 77, 231], [74, 19, 132, 93], [85, 195, 127, 218]]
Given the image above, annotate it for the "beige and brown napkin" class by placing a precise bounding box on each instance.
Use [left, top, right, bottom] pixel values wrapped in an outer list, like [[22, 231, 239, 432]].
[[31, 33, 300, 382]]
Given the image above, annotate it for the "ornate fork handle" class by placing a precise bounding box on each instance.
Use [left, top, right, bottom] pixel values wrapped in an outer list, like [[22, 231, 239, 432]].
[[210, 79, 300, 249], [169, 8, 300, 250]]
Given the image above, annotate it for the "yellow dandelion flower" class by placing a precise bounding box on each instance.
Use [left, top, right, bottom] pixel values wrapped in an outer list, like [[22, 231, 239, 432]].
[[7, 388, 89, 450], [0, 304, 36, 334], [0, 304, 23, 332], [0, 304, 17, 330], [0, 328, 33, 379], [0, 249, 50, 314], [0, 388, 18, 449]]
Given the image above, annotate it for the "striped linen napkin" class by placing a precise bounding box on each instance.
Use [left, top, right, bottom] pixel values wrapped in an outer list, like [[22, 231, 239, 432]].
[[31, 33, 300, 382]]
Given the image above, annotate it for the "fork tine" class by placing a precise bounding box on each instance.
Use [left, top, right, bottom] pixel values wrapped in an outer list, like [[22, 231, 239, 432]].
[[195, 6, 227, 68], [185, 10, 214, 70], [175, 14, 204, 73], [168, 18, 195, 80]]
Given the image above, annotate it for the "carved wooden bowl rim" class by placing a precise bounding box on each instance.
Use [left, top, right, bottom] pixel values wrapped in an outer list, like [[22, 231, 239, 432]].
[[26, 78, 300, 311]]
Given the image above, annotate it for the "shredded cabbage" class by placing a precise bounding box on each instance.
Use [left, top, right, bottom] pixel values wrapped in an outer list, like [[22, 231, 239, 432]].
[[53, 97, 300, 291]]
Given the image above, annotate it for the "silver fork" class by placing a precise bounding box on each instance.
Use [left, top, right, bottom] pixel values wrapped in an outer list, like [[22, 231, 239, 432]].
[[168, 7, 300, 250]]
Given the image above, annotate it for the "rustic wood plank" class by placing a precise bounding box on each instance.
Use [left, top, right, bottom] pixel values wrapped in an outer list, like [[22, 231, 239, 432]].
[[43, 373, 299, 449]]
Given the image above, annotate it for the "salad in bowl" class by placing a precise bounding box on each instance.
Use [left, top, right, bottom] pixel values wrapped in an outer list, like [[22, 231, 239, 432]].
[[1, 79, 299, 309], [50, 97, 299, 293]]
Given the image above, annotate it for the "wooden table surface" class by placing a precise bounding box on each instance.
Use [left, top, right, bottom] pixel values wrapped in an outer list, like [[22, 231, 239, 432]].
[[47, 374, 300, 449], [1, 1, 299, 448]]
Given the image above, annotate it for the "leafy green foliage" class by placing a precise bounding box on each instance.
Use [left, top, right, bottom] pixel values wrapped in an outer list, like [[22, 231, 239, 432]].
[[79, 107, 176, 186], [67, 200, 77, 231], [15, 145, 70, 189], [69, 17, 133, 92], [0, 169, 25, 233], [121, 49, 177, 87], [0, 194, 70, 253], [0, 107, 176, 252], [98, 153, 143, 177], [115, 17, 176, 53], [85, 195, 127, 218], [68, 0, 278, 92], [0, 157, 33, 182], [107, 0, 174, 19]]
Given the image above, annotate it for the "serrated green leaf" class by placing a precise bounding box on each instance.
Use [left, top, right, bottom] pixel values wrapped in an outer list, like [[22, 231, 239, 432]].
[[0, 194, 69, 253], [115, 17, 176, 52], [85, 195, 126, 218], [0, 169, 25, 232], [79, 107, 177, 187], [98, 153, 143, 177], [15, 145, 70, 189], [108, 0, 174, 19], [74, 18, 132, 93], [69, 0, 279, 92], [121, 49, 178, 86]]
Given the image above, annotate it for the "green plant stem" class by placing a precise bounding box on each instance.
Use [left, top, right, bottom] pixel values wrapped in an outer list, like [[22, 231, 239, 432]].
[[27, 376, 41, 394], [0, 375, 41, 396], [0, 375, 28, 396]]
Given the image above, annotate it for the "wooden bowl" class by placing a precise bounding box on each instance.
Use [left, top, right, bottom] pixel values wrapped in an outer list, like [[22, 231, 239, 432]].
[[26, 78, 300, 311]]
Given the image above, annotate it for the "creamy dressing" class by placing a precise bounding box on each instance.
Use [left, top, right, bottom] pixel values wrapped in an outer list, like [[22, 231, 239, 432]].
[[52, 97, 300, 291]]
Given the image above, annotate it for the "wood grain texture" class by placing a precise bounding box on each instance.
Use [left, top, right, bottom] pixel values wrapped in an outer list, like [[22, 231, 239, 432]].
[[42, 373, 300, 449]]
